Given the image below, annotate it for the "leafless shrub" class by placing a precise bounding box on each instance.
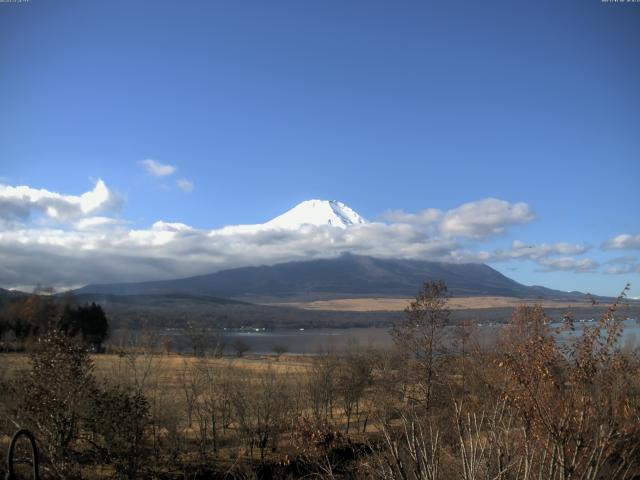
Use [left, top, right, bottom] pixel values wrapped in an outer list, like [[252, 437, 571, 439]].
[[110, 327, 162, 395], [496, 286, 640, 480], [368, 407, 441, 480], [307, 351, 339, 423], [288, 416, 347, 478], [232, 366, 292, 460], [86, 386, 150, 479], [17, 329, 96, 479], [336, 346, 373, 434]]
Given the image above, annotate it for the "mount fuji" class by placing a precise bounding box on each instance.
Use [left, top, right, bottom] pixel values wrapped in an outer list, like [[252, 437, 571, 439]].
[[74, 253, 586, 300], [219, 199, 367, 234], [72, 199, 590, 302], [265, 199, 367, 229]]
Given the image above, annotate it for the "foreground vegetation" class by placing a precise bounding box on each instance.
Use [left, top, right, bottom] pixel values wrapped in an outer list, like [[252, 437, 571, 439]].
[[0, 283, 639, 479]]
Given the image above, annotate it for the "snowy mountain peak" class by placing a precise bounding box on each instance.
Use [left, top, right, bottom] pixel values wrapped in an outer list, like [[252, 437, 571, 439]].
[[265, 199, 367, 229]]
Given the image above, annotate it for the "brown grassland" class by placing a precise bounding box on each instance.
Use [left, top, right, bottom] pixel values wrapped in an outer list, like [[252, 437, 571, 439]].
[[267, 296, 599, 312], [1, 283, 639, 479]]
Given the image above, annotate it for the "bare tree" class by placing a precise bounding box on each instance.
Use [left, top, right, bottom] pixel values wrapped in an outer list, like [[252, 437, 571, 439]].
[[272, 344, 288, 361], [110, 327, 161, 395], [451, 319, 479, 396], [232, 367, 292, 460], [231, 338, 251, 357], [185, 322, 207, 357], [307, 351, 338, 423], [194, 360, 222, 454], [211, 332, 226, 358], [337, 348, 373, 433], [391, 281, 450, 409], [179, 359, 203, 428], [495, 286, 640, 480]]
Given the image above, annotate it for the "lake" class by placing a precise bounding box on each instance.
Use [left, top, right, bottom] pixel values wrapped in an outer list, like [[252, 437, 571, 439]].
[[112, 318, 639, 355]]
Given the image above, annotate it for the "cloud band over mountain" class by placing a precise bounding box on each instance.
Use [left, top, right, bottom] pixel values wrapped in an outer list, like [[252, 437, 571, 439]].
[[0, 180, 622, 291]]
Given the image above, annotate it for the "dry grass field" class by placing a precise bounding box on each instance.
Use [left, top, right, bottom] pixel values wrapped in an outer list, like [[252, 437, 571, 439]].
[[1, 352, 312, 375], [268, 295, 595, 311], [1, 352, 318, 474]]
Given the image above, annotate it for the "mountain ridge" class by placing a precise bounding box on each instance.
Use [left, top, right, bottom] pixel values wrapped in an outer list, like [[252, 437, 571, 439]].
[[74, 254, 584, 301]]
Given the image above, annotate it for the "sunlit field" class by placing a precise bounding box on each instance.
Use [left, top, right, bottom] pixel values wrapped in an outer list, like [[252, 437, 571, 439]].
[[2, 288, 639, 479]]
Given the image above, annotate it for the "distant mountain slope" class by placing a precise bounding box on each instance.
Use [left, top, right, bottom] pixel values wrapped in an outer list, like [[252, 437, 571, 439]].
[[72, 292, 250, 307], [0, 288, 27, 299], [75, 254, 583, 300]]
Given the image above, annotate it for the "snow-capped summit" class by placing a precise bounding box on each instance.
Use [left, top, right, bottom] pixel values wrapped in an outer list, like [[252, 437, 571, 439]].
[[265, 200, 367, 229], [217, 199, 367, 235]]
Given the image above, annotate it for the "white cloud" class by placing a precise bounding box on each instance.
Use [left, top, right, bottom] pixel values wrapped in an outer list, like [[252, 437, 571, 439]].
[[0, 220, 463, 288], [602, 233, 640, 251], [440, 198, 535, 239], [444, 240, 593, 270], [601, 256, 640, 275], [381, 208, 442, 225], [0, 179, 121, 225], [0, 184, 614, 290], [492, 240, 591, 261], [605, 264, 640, 275], [177, 178, 194, 193], [138, 159, 177, 177], [0, 213, 598, 290], [604, 255, 638, 264], [73, 216, 124, 231], [537, 257, 599, 273]]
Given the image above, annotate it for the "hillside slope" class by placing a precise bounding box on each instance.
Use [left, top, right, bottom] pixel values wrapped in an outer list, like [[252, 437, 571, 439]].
[[75, 254, 582, 300]]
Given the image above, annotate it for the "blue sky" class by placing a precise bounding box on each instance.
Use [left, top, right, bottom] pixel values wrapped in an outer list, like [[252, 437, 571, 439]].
[[1, 0, 639, 296]]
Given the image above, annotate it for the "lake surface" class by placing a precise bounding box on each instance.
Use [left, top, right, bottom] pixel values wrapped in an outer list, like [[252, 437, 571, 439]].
[[113, 318, 639, 355]]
